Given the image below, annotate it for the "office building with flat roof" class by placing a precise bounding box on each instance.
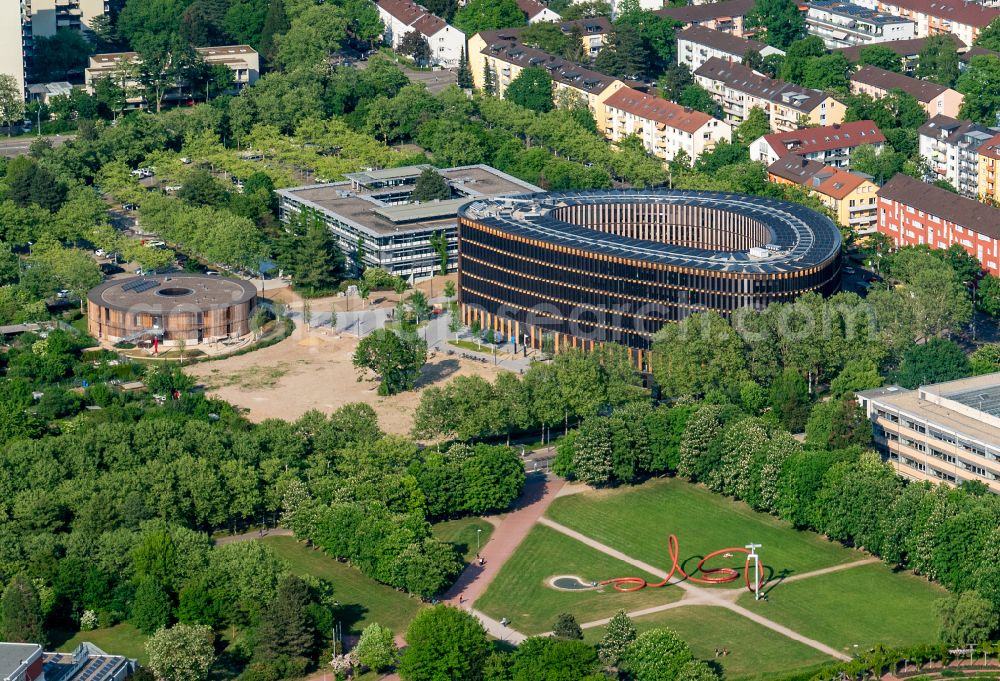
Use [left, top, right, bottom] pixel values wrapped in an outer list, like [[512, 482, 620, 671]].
[[277, 165, 541, 280], [859, 373, 1000, 493]]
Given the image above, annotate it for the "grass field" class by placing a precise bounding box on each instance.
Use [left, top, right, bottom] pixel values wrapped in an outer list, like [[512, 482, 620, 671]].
[[737, 562, 944, 652], [432, 517, 495, 563], [262, 536, 424, 635], [475, 525, 683, 635], [583, 605, 833, 681], [53, 623, 149, 663], [547, 479, 860, 586]]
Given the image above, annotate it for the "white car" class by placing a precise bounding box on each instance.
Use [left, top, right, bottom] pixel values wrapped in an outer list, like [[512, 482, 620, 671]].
[[56, 289, 70, 299], [95, 248, 105, 257], [180, 157, 192, 164], [145, 240, 166, 248]]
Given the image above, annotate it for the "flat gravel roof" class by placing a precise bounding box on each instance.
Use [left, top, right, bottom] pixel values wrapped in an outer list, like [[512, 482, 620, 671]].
[[88, 274, 257, 311], [458, 189, 841, 274]]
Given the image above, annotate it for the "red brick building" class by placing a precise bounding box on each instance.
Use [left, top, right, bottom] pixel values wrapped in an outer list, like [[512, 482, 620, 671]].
[[877, 173, 1000, 275]]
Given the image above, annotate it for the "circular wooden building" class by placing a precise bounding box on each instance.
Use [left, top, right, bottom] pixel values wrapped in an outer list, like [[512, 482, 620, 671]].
[[87, 274, 258, 346]]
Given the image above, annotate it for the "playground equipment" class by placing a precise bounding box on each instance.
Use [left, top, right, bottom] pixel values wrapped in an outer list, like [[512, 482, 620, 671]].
[[602, 535, 765, 595]]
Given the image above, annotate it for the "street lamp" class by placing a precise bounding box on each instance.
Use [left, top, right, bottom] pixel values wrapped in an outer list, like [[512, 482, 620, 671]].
[[332, 601, 342, 655], [745, 543, 762, 601], [476, 528, 482, 553]]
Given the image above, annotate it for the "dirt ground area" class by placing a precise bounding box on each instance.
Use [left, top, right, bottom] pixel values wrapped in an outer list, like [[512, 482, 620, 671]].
[[185, 322, 504, 435]]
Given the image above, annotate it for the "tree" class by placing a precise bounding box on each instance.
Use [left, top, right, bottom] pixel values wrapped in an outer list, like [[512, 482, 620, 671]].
[[284, 208, 345, 294], [131, 577, 172, 634], [802, 53, 851, 92], [746, 0, 804, 49], [978, 274, 1000, 316], [599, 610, 636, 668], [411, 169, 451, 202], [570, 417, 614, 485], [505, 67, 554, 113], [133, 33, 197, 113], [894, 338, 972, 389], [677, 84, 719, 116], [769, 368, 811, 433], [595, 22, 651, 80], [457, 47, 474, 89], [829, 358, 883, 398], [619, 628, 695, 681], [224, 0, 271, 47], [399, 30, 432, 65], [651, 311, 747, 398], [483, 59, 496, 95], [274, 4, 348, 70], [259, 0, 290, 61], [453, 0, 526, 35], [735, 106, 771, 145], [553, 612, 583, 640], [0, 575, 45, 645], [145, 623, 215, 681], [977, 17, 1000, 52], [850, 144, 905, 184], [178, 169, 229, 206], [917, 35, 960, 87], [858, 44, 902, 72], [399, 606, 491, 681], [0, 75, 25, 137], [936, 590, 998, 645], [32, 29, 93, 83], [353, 328, 427, 396], [779, 36, 825, 84], [658, 63, 693, 100], [971, 344, 1000, 374], [508, 638, 599, 680], [255, 575, 314, 662], [356, 623, 399, 672], [958, 55, 1000, 125]]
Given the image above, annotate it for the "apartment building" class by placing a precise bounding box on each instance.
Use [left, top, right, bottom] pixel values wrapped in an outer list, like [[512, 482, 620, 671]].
[[517, 0, 561, 22], [858, 374, 1000, 493], [376, 0, 466, 67], [768, 155, 879, 232], [806, 0, 915, 48], [676, 25, 781, 72], [918, 115, 995, 197], [602, 86, 733, 164], [469, 30, 626, 131], [877, 172, 1000, 276], [977, 133, 1000, 203], [834, 34, 965, 73], [850, 65, 963, 118], [693, 57, 846, 132], [84, 46, 260, 105], [851, 0, 1000, 46], [0, 0, 106, 97], [750, 120, 885, 168], [656, 0, 756, 37]]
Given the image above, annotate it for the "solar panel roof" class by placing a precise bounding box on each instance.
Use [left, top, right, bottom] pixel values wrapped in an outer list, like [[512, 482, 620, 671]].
[[944, 385, 1000, 417]]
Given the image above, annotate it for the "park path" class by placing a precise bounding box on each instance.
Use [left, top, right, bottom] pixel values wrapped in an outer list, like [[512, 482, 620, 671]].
[[778, 557, 881, 585], [538, 517, 851, 662], [212, 527, 293, 546]]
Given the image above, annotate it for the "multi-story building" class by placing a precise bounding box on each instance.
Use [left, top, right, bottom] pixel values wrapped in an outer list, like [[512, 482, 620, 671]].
[[806, 0, 915, 48], [858, 374, 1000, 493], [851, 0, 1000, 46], [602, 86, 733, 164], [676, 25, 781, 73], [277, 165, 541, 280], [84, 46, 260, 107], [375, 0, 466, 67], [850, 65, 963, 118], [694, 57, 846, 132], [656, 0, 757, 37], [977, 132, 1000, 203], [834, 34, 965, 73], [516, 0, 561, 23], [505, 18, 612, 57], [469, 30, 626, 131], [0, 643, 43, 681], [768, 154, 879, 232], [0, 0, 106, 97], [918, 115, 996, 197], [750, 120, 885, 168], [877, 172, 1000, 276]]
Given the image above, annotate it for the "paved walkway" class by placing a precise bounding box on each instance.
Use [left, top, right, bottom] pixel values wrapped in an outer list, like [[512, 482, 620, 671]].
[[538, 517, 851, 662], [213, 527, 293, 546]]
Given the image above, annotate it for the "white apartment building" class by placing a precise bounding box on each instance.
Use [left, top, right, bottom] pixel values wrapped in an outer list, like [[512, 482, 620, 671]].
[[806, 0, 915, 48], [376, 0, 466, 67], [851, 0, 1000, 46], [676, 25, 782, 73], [517, 0, 561, 23], [918, 115, 996, 197], [602, 86, 733, 164]]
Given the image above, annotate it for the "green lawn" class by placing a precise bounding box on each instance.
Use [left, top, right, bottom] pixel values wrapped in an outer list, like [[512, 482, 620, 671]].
[[583, 606, 834, 681], [475, 525, 683, 635], [53, 623, 149, 664], [547, 479, 860, 586], [432, 517, 495, 563], [736, 562, 944, 653], [262, 536, 424, 636]]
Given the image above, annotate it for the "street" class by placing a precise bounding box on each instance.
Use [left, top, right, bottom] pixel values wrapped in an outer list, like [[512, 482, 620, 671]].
[[0, 133, 74, 157]]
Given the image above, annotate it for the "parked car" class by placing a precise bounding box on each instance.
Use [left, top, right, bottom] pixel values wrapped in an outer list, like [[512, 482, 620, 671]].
[[121, 203, 138, 211], [180, 157, 192, 164], [205, 270, 220, 276], [94, 248, 105, 257]]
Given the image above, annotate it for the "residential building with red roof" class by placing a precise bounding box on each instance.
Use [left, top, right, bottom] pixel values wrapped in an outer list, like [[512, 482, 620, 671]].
[[852, 0, 1000, 46], [375, 0, 466, 67], [768, 155, 879, 232], [516, 0, 561, 23], [602, 86, 733, 164], [751, 120, 886, 168], [850, 65, 963, 118], [878, 173, 1000, 275]]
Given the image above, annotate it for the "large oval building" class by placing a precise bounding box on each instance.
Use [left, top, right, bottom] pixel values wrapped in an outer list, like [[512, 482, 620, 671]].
[[457, 189, 841, 366], [88, 274, 258, 346]]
